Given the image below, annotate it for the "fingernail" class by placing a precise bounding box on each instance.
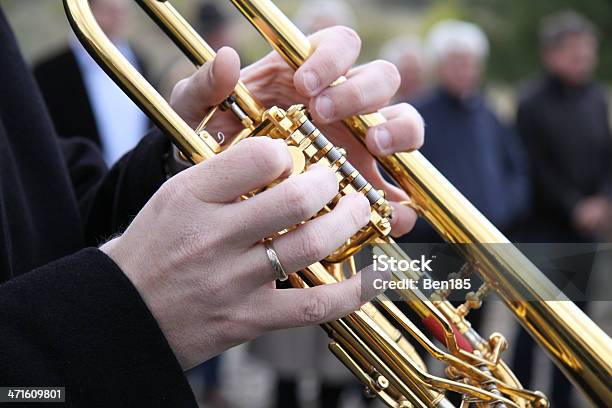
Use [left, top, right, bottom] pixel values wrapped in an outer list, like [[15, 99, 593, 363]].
[[302, 70, 320, 94], [315, 95, 334, 122], [373, 127, 391, 154]]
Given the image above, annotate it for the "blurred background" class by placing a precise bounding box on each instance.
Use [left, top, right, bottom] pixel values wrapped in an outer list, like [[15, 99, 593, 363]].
[[2, 0, 611, 407], [2, 0, 612, 123], [3, 0, 612, 98]]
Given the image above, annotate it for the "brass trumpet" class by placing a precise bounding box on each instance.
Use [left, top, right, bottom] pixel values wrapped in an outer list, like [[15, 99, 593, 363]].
[[63, 0, 612, 406]]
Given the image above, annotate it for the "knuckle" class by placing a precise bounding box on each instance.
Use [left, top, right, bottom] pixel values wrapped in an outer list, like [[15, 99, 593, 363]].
[[347, 195, 371, 229], [175, 165, 210, 202], [203, 59, 216, 85], [392, 103, 424, 150], [157, 179, 180, 203], [335, 26, 361, 53], [282, 179, 314, 221], [300, 291, 332, 325], [177, 225, 206, 259], [299, 226, 328, 261], [156, 176, 191, 209], [346, 80, 366, 110], [319, 58, 341, 83], [376, 59, 401, 90], [315, 26, 361, 80], [318, 167, 340, 199], [405, 105, 425, 148], [244, 137, 290, 176]]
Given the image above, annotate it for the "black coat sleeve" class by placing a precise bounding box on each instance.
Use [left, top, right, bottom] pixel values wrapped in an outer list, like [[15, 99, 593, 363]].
[[60, 128, 171, 245], [0, 248, 197, 407]]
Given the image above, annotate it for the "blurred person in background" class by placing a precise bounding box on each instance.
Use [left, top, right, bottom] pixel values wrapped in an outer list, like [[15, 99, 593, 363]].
[[158, 2, 234, 99], [380, 35, 427, 102], [403, 20, 529, 245], [249, 5, 365, 408], [34, 0, 149, 166], [193, 2, 233, 50], [397, 21, 528, 349], [513, 11, 612, 407], [294, 0, 356, 35], [517, 11, 612, 243]]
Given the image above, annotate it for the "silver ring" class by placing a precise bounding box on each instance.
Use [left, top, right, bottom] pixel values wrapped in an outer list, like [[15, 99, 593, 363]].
[[264, 240, 288, 281]]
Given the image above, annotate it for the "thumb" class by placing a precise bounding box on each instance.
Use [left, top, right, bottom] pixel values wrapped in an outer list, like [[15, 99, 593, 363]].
[[171, 46, 241, 128]]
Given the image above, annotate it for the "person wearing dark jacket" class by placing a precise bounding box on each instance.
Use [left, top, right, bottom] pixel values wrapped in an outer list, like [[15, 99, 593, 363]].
[[513, 11, 611, 407], [0, 6, 423, 406], [34, 0, 149, 165], [517, 12, 612, 243], [402, 20, 529, 244]]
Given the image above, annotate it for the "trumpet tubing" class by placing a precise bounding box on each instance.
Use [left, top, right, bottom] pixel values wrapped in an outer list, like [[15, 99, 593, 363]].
[[228, 1, 611, 405], [63, 0, 612, 406]]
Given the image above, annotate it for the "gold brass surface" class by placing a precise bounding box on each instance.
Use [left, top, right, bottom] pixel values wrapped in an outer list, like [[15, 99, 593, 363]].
[[63, 0, 611, 406], [228, 1, 611, 406]]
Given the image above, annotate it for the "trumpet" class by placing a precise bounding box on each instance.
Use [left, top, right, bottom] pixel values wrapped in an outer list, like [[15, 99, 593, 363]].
[[63, 0, 612, 406]]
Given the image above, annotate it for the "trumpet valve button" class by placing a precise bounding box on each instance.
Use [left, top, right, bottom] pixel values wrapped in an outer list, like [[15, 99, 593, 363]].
[[375, 375, 389, 390]]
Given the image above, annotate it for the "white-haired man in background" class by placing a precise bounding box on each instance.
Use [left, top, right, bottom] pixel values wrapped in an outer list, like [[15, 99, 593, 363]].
[[404, 19, 528, 245], [400, 21, 530, 339]]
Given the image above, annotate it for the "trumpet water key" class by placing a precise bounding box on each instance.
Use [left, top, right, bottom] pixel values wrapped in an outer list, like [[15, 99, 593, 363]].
[[64, 0, 612, 406]]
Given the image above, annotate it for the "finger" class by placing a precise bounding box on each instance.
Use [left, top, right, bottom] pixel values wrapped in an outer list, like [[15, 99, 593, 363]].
[[241, 194, 370, 285], [259, 264, 390, 329], [364, 103, 424, 156], [310, 60, 401, 124], [170, 47, 241, 127], [389, 201, 418, 238], [228, 165, 339, 244], [294, 26, 361, 97], [343, 158, 416, 237], [179, 137, 292, 203]]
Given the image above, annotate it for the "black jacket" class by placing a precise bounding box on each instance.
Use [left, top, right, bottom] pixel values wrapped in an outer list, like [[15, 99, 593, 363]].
[[0, 9, 196, 407], [517, 74, 612, 240], [33, 46, 149, 148]]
